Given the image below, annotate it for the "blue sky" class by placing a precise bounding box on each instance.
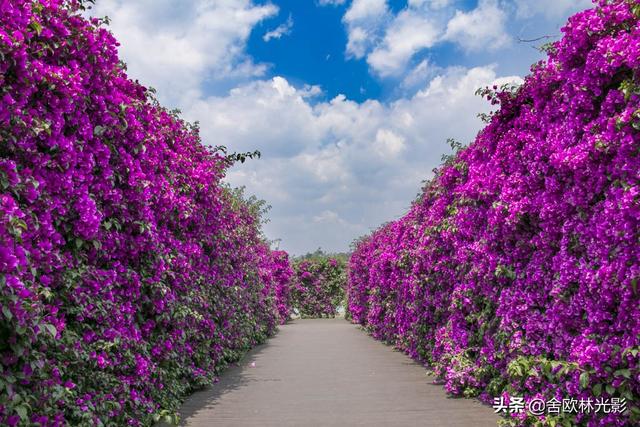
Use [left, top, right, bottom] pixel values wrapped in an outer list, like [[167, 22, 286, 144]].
[[244, 0, 573, 103], [90, 0, 592, 255]]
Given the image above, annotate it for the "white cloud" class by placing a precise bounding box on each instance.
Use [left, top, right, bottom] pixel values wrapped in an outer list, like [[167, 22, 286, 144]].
[[344, 0, 388, 22], [343, 0, 390, 58], [408, 0, 451, 8], [89, 0, 278, 106], [345, 27, 369, 58], [367, 10, 440, 76], [317, 0, 346, 6], [263, 14, 293, 42], [514, 0, 592, 19], [313, 210, 349, 226], [338, 0, 516, 77], [186, 67, 523, 253], [401, 59, 436, 89], [299, 84, 323, 98], [187, 77, 321, 158], [444, 0, 510, 51], [374, 129, 406, 158]]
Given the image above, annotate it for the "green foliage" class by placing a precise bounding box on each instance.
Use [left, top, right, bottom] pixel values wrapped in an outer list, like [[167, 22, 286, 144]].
[[291, 253, 347, 318]]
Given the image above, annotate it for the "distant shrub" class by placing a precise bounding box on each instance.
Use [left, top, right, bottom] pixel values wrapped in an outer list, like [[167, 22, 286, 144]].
[[292, 254, 346, 318]]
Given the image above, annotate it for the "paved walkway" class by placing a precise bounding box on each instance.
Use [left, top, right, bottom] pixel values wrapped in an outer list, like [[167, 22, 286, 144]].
[[170, 318, 499, 426]]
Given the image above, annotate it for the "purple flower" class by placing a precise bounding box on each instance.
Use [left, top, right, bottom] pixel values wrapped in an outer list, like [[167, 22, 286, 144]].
[[347, 2, 640, 425]]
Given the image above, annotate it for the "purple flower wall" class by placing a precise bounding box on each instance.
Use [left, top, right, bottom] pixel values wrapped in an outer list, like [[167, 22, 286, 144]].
[[263, 250, 294, 324], [348, 1, 639, 426], [0, 1, 292, 425], [292, 256, 346, 318]]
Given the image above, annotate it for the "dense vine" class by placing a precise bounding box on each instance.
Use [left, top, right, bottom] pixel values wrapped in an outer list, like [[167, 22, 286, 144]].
[[348, 1, 639, 425], [0, 1, 292, 425]]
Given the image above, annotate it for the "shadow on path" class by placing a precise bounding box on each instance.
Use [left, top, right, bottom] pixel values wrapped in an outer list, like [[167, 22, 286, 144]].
[[174, 342, 273, 425]]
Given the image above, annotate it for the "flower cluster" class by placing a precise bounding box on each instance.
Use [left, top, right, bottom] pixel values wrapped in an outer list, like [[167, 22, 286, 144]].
[[291, 256, 346, 318], [348, 1, 639, 426], [261, 249, 295, 324], [0, 1, 292, 425]]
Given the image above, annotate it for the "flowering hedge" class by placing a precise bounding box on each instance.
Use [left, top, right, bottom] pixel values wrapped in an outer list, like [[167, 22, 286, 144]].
[[0, 1, 292, 425], [264, 250, 294, 324], [348, 1, 639, 426], [291, 255, 346, 318]]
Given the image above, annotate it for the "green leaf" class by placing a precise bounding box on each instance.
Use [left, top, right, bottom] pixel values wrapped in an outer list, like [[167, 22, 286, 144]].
[[592, 383, 602, 397], [43, 323, 57, 338], [606, 384, 615, 395], [2, 305, 12, 321], [614, 368, 631, 379], [162, 413, 180, 425], [13, 218, 27, 230], [93, 125, 106, 137], [579, 371, 589, 389], [29, 21, 42, 36], [16, 406, 28, 421], [1, 174, 9, 190]]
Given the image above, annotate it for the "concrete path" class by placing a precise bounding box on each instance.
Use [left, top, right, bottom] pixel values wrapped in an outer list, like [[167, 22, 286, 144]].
[[170, 318, 499, 427]]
